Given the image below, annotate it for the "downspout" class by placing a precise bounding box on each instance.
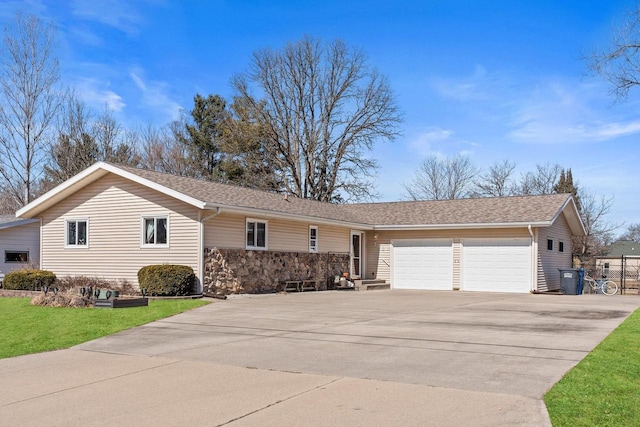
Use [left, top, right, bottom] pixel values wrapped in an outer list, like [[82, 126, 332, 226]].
[[528, 224, 536, 292], [198, 208, 222, 294]]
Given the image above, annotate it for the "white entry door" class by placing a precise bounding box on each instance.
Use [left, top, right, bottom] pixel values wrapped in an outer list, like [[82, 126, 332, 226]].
[[391, 239, 453, 290], [461, 238, 532, 293]]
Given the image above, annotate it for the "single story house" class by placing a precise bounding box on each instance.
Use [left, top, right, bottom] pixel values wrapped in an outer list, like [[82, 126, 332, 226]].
[[0, 215, 40, 278], [16, 162, 585, 294]]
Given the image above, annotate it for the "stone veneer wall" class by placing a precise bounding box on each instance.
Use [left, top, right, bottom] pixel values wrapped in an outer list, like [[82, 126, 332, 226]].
[[203, 248, 350, 295]]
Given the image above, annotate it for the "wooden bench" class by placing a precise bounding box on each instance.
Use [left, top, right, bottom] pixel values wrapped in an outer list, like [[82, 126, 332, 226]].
[[280, 280, 302, 292], [301, 279, 320, 291], [279, 279, 320, 292]]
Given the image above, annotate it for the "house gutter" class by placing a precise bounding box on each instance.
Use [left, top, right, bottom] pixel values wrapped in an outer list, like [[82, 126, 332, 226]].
[[373, 221, 551, 231], [197, 207, 222, 294], [528, 224, 536, 292]]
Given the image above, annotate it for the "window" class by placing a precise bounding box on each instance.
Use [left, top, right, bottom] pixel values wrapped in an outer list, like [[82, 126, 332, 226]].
[[309, 226, 318, 253], [246, 219, 267, 250], [142, 216, 168, 246], [547, 239, 553, 251], [5, 251, 28, 263], [559, 241, 564, 253], [66, 219, 88, 247]]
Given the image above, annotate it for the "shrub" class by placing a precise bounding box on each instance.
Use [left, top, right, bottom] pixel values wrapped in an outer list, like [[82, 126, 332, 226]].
[[137, 264, 195, 296], [30, 290, 91, 308], [54, 276, 136, 296], [3, 269, 57, 291]]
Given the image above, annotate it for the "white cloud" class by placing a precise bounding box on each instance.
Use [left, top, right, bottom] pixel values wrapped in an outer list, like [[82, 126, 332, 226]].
[[129, 67, 182, 121], [69, 0, 161, 36], [430, 65, 508, 101], [74, 77, 126, 112], [507, 79, 640, 143], [408, 126, 478, 159], [409, 127, 454, 155]]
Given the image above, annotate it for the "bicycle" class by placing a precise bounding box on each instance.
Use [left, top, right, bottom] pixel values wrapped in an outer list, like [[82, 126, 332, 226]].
[[583, 273, 618, 296]]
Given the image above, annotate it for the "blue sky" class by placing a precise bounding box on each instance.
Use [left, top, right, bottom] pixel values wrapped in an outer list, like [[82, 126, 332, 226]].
[[1, 0, 639, 230]]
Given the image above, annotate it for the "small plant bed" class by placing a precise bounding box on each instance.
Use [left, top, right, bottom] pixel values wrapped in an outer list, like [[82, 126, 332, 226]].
[[544, 308, 640, 426], [0, 297, 209, 359]]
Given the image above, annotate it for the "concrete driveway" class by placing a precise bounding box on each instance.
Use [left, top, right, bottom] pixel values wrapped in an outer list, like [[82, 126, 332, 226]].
[[2, 291, 639, 426]]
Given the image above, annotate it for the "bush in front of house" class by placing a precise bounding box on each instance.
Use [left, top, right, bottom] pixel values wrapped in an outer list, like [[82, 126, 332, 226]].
[[54, 276, 137, 296], [2, 269, 57, 291], [137, 264, 195, 296]]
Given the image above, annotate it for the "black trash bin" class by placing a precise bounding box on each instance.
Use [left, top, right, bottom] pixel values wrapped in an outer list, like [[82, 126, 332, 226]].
[[559, 268, 580, 295]]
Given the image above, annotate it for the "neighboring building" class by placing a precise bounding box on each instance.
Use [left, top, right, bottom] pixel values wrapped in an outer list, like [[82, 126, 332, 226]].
[[16, 162, 585, 294], [596, 240, 640, 283], [0, 216, 40, 277]]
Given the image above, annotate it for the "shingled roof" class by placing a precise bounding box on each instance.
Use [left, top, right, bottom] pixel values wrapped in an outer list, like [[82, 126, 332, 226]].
[[343, 194, 575, 227], [602, 240, 640, 258], [16, 162, 585, 234]]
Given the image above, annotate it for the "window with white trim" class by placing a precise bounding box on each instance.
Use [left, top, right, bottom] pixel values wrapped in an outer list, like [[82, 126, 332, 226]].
[[559, 241, 564, 253], [246, 219, 267, 250], [547, 239, 553, 251], [66, 219, 88, 247], [309, 226, 318, 253], [142, 216, 168, 246]]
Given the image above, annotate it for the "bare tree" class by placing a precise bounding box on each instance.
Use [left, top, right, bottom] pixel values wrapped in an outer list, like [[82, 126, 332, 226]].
[[139, 121, 195, 176], [404, 155, 479, 200], [515, 163, 561, 195], [0, 14, 61, 205], [44, 91, 98, 186], [232, 36, 401, 202], [589, 6, 640, 100], [574, 191, 620, 257], [92, 106, 139, 165], [619, 223, 640, 242], [472, 159, 516, 197]]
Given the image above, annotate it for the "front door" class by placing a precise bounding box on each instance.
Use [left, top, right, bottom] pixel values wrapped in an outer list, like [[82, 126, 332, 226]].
[[351, 231, 363, 278]]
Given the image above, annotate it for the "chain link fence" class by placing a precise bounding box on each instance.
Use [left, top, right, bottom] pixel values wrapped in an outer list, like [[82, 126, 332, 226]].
[[594, 266, 639, 295]]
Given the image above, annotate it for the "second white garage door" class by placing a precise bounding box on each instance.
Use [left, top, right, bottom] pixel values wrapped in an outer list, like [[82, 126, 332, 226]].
[[461, 238, 532, 293], [392, 239, 453, 290]]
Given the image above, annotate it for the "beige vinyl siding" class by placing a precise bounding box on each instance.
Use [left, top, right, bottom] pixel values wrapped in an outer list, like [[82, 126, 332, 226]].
[[40, 174, 200, 286], [319, 225, 350, 253], [368, 228, 530, 284], [204, 213, 350, 253], [365, 240, 390, 281], [537, 214, 573, 291], [269, 219, 307, 251], [204, 213, 244, 249], [0, 222, 40, 273]]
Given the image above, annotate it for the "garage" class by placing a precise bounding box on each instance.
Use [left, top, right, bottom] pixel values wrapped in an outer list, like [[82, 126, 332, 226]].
[[391, 239, 453, 290], [461, 238, 532, 293]]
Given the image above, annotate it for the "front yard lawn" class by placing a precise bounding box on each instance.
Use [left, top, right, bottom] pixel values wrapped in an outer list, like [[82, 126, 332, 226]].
[[544, 307, 640, 426], [0, 297, 209, 359]]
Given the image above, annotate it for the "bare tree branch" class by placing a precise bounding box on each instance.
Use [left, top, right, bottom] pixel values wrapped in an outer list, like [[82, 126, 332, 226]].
[[232, 36, 401, 202], [588, 6, 640, 100], [404, 155, 479, 200], [0, 14, 61, 205]]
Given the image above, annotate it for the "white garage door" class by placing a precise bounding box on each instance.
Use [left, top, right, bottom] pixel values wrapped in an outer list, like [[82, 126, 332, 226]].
[[462, 238, 531, 293], [392, 239, 453, 290]]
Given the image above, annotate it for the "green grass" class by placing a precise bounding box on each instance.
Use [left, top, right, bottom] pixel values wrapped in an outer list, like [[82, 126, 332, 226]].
[[544, 307, 640, 426], [0, 297, 209, 359]]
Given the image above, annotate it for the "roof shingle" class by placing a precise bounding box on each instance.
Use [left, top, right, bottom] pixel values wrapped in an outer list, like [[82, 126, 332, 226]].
[[115, 164, 573, 227]]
